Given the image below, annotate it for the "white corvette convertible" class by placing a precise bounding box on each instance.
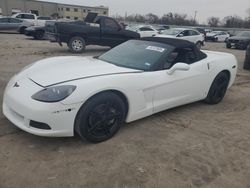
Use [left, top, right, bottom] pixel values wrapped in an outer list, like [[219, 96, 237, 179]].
[[3, 37, 237, 142]]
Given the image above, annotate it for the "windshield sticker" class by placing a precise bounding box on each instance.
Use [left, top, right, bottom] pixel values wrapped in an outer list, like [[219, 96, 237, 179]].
[[146, 46, 165, 53]]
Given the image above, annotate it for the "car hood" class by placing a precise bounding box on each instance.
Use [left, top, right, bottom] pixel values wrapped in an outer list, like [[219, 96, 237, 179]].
[[229, 36, 250, 41], [19, 56, 141, 87]]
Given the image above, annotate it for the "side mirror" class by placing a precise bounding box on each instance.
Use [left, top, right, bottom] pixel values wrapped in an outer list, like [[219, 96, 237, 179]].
[[167, 63, 190, 75], [178, 33, 184, 37]]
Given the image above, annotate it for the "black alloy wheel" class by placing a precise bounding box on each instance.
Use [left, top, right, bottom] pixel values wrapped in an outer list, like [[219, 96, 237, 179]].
[[75, 92, 126, 142], [205, 72, 230, 104]]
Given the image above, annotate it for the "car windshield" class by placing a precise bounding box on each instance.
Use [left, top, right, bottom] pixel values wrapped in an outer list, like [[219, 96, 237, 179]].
[[162, 28, 183, 36], [237, 31, 250, 37], [98, 40, 172, 71]]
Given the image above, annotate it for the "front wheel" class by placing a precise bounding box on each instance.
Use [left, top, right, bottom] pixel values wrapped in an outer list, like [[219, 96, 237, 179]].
[[74, 92, 126, 142], [226, 43, 231, 48], [204, 72, 230, 104], [68, 36, 86, 53]]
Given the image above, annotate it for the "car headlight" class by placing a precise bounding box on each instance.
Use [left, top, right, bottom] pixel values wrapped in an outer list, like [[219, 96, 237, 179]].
[[32, 85, 76, 102]]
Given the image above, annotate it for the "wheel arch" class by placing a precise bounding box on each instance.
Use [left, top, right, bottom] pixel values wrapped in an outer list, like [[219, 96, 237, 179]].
[[73, 89, 130, 136], [68, 33, 87, 42], [77, 89, 129, 119]]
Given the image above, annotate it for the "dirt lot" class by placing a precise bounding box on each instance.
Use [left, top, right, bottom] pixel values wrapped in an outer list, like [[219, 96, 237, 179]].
[[0, 34, 250, 188]]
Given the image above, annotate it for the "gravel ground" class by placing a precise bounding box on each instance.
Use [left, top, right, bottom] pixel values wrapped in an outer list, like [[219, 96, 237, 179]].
[[0, 34, 250, 188]]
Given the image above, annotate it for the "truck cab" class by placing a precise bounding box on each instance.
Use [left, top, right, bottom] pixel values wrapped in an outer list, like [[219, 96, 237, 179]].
[[45, 12, 140, 53]]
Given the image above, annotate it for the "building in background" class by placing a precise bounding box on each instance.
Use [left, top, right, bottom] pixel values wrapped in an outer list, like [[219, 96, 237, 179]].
[[0, 0, 109, 20]]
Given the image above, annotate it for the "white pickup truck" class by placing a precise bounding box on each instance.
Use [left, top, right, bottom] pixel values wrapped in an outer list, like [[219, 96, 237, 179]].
[[11, 13, 52, 27]]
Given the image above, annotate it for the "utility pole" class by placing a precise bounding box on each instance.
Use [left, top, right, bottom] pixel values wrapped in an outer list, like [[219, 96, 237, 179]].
[[193, 10, 198, 25]]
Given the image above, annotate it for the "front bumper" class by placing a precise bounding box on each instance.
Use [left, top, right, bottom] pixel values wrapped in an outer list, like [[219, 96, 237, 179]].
[[24, 29, 36, 37], [2, 77, 82, 137], [227, 40, 247, 49]]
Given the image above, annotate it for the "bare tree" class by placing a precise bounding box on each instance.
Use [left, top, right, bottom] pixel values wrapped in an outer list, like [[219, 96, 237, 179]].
[[207, 17, 220, 27]]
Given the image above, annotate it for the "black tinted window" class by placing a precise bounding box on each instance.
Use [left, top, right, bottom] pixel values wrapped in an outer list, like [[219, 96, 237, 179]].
[[9, 18, 22, 23], [23, 14, 35, 19], [0, 18, 9, 23], [165, 48, 198, 67], [190, 30, 199, 35], [140, 27, 154, 31], [103, 18, 118, 29]]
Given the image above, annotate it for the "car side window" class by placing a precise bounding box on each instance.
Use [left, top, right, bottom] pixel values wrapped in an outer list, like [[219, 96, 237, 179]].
[[16, 14, 22, 18], [190, 30, 199, 35], [182, 30, 190, 36], [23, 14, 35, 19], [0, 18, 9, 23], [103, 18, 119, 30], [9, 18, 22, 23], [140, 27, 154, 31], [163, 48, 198, 69]]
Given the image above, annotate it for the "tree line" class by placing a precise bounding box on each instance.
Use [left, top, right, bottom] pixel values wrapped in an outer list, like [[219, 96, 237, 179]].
[[115, 8, 250, 28]]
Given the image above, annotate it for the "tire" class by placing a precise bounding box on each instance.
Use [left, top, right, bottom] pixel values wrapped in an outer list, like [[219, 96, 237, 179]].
[[19, 27, 27, 34], [74, 92, 126, 142], [226, 43, 231, 49], [68, 36, 86, 53], [34, 30, 45, 40], [196, 41, 202, 49], [204, 72, 230, 104]]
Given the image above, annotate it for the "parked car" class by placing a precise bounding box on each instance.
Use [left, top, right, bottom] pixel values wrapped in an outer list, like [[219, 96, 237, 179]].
[[45, 12, 140, 53], [24, 26, 46, 40], [193, 27, 206, 37], [157, 28, 205, 48], [128, 25, 159, 37], [37, 16, 52, 26], [3, 37, 237, 142], [154, 25, 170, 32], [0, 17, 33, 33], [12, 13, 38, 26], [206, 31, 230, 42], [226, 31, 250, 50]]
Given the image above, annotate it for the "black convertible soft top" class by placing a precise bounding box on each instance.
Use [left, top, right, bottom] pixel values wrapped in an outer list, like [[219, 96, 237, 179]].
[[141, 37, 196, 49]]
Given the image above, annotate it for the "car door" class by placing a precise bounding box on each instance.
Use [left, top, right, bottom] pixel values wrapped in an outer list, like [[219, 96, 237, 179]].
[[0, 18, 11, 31], [153, 47, 210, 113], [100, 17, 125, 46], [8, 18, 22, 31]]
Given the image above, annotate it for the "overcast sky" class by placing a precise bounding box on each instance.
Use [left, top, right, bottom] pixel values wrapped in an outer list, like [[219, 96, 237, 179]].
[[42, 0, 250, 23]]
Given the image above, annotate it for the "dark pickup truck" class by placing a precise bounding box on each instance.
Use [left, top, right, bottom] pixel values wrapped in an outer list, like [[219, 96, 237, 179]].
[[46, 13, 140, 53]]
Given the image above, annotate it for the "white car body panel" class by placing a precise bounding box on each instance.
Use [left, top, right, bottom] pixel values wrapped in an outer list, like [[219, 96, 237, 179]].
[[206, 32, 230, 42], [3, 51, 237, 137], [128, 25, 159, 38], [157, 28, 204, 44]]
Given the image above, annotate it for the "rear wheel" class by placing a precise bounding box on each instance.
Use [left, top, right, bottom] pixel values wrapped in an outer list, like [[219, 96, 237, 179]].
[[68, 36, 86, 53], [204, 72, 230, 104], [19, 27, 27, 34], [75, 92, 126, 142], [34, 30, 45, 40]]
